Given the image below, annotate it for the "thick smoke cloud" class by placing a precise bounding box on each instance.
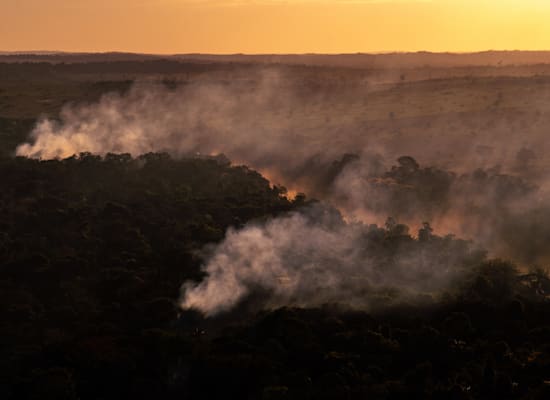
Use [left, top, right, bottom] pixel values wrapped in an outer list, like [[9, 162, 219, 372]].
[[329, 154, 550, 266], [15, 73, 352, 189], [15, 71, 550, 314], [181, 204, 483, 316], [19, 73, 548, 191]]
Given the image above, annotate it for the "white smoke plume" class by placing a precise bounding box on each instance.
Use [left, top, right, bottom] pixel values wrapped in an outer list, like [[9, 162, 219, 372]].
[[15, 73, 353, 188], [18, 72, 549, 186], [180, 204, 482, 316]]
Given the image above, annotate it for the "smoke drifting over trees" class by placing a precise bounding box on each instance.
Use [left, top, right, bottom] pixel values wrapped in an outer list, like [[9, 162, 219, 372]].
[[14, 72, 550, 314], [181, 203, 485, 316]]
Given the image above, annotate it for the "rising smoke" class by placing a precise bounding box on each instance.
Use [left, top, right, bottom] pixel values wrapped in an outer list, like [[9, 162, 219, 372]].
[[15, 70, 550, 315], [180, 203, 484, 316]]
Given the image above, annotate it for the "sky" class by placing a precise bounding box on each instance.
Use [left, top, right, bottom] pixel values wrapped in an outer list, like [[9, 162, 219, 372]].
[[1, 0, 550, 54]]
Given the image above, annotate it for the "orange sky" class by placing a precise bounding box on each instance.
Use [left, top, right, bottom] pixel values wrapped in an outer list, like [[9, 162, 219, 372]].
[[2, 0, 550, 53]]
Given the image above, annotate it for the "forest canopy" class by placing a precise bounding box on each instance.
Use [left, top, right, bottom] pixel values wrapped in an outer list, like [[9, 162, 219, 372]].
[[2, 152, 550, 399]]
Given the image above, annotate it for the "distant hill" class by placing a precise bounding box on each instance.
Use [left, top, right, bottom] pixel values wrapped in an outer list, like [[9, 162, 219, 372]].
[[173, 51, 550, 68], [0, 52, 166, 64], [3, 50, 550, 68]]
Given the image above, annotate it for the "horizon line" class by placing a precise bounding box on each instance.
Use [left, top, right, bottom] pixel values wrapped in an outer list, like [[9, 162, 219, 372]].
[[3, 49, 550, 57]]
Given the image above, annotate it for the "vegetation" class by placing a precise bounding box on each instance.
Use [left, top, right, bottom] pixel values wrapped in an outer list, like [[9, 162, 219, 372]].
[[2, 58, 550, 399], [0, 153, 296, 399], [0, 153, 549, 399]]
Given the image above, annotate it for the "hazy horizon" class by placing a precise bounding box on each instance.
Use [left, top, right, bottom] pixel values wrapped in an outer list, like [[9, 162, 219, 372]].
[[4, 50, 550, 55], [2, 1, 550, 54]]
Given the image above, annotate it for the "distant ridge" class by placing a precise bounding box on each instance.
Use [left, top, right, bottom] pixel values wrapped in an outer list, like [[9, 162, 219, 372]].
[[3, 51, 550, 68]]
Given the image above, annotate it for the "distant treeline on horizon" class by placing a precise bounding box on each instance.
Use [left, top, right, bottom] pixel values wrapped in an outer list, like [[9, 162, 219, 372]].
[[3, 50, 550, 68]]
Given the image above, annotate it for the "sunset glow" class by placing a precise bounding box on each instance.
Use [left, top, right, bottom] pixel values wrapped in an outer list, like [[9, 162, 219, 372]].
[[2, 0, 550, 53]]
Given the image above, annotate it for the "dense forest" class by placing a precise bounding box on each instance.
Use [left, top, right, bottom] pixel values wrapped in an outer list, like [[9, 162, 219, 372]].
[[0, 153, 549, 399], [0, 153, 296, 398]]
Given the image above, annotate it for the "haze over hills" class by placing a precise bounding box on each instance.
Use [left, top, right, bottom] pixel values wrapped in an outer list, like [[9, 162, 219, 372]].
[[4, 50, 550, 68]]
